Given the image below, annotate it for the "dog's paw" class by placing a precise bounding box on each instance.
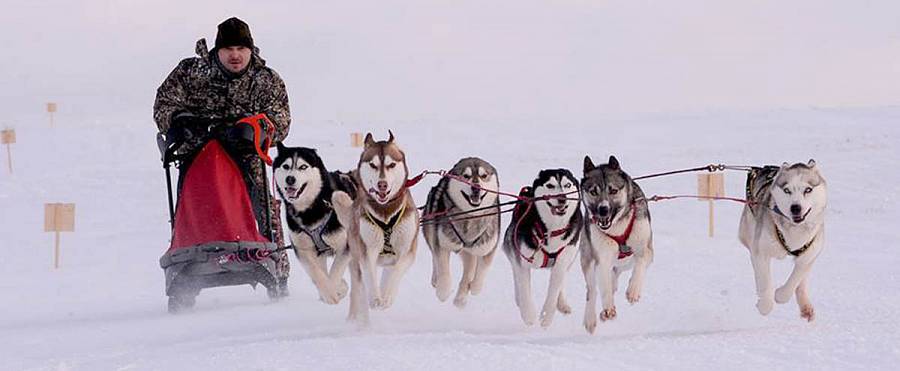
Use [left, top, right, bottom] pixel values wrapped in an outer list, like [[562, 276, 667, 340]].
[[369, 295, 384, 309], [435, 277, 453, 302], [318, 288, 341, 305], [557, 300, 572, 315], [600, 307, 617, 322], [468, 280, 484, 295], [584, 315, 598, 334], [335, 279, 349, 300], [756, 298, 775, 315], [453, 293, 468, 309], [800, 304, 815, 322], [521, 308, 538, 326], [775, 286, 793, 304], [540, 310, 555, 328], [626, 286, 641, 305]]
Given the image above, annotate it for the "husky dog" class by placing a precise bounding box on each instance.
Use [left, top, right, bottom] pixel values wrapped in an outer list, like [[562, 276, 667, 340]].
[[423, 158, 501, 308], [332, 132, 419, 324], [579, 155, 653, 334], [502, 169, 582, 327], [273, 144, 358, 304], [739, 160, 826, 322]]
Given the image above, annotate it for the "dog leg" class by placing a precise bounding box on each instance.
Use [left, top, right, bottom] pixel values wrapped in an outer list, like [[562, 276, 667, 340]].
[[512, 263, 537, 326], [598, 254, 617, 321], [347, 258, 369, 325], [432, 246, 453, 302], [329, 251, 351, 300], [557, 286, 572, 315], [582, 253, 599, 334], [380, 250, 416, 310], [296, 248, 340, 304], [626, 243, 653, 305], [540, 261, 568, 328], [751, 251, 775, 315], [469, 248, 496, 296], [361, 251, 383, 309], [796, 277, 815, 322], [454, 252, 478, 308], [775, 257, 816, 304]]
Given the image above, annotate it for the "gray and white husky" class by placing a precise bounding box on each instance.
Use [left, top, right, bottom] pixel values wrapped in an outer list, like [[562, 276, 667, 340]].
[[273, 144, 358, 304], [423, 158, 501, 308], [332, 132, 419, 325], [502, 169, 583, 327], [579, 155, 653, 334], [739, 160, 827, 322]]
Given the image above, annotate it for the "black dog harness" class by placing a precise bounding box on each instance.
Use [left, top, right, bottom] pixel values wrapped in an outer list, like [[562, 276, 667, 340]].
[[296, 210, 335, 256], [363, 202, 408, 256], [773, 223, 816, 257]]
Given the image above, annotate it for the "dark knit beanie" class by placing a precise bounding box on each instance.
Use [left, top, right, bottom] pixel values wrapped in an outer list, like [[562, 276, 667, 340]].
[[215, 17, 254, 49]]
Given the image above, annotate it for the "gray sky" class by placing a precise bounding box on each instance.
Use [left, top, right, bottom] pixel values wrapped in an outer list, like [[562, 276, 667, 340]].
[[2, 0, 899, 124]]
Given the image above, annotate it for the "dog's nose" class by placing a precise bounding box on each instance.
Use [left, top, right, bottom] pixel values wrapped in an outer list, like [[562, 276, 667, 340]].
[[597, 205, 610, 216], [790, 204, 802, 215], [377, 180, 389, 192], [285, 176, 296, 186]]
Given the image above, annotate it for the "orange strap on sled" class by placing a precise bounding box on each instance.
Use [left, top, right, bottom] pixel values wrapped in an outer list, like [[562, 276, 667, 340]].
[[236, 113, 276, 166]]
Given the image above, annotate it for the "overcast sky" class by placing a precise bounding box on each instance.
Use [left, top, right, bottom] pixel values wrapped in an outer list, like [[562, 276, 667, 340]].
[[2, 0, 899, 124]]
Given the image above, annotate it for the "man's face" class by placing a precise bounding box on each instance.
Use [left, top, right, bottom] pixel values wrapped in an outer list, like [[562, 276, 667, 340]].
[[217, 46, 252, 73]]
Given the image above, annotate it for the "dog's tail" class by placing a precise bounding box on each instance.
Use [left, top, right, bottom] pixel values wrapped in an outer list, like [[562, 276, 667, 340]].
[[331, 191, 354, 227]]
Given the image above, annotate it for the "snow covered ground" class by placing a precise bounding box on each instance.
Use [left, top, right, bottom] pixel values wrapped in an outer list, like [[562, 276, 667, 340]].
[[1, 107, 899, 370]]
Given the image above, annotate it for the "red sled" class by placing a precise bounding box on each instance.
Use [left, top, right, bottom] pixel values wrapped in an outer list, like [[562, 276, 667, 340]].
[[157, 116, 284, 313]]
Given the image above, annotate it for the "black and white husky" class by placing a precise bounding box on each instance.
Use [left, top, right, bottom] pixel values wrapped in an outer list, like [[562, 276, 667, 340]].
[[423, 158, 501, 308], [273, 143, 357, 304], [739, 160, 827, 322], [502, 169, 583, 327], [579, 155, 653, 334]]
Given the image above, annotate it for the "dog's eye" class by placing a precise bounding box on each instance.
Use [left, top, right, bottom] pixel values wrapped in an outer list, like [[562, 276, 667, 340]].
[[480, 173, 489, 180], [804, 187, 813, 195], [563, 183, 571, 189], [281, 164, 289, 170], [609, 187, 618, 195], [590, 189, 598, 196], [783, 187, 792, 195], [369, 163, 378, 169], [299, 165, 308, 171], [547, 184, 556, 189], [386, 163, 397, 170]]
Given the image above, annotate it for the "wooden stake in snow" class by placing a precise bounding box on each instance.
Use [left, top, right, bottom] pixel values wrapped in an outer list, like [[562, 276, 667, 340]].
[[47, 103, 58, 127], [44, 203, 75, 269], [697, 173, 725, 237], [351, 132, 363, 147], [1, 129, 14, 174]]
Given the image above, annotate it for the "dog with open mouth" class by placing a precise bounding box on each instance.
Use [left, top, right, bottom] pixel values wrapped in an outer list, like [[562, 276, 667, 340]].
[[579, 155, 654, 334], [423, 158, 501, 308], [502, 169, 583, 327], [273, 144, 358, 304], [331, 131, 419, 325], [739, 160, 827, 322]]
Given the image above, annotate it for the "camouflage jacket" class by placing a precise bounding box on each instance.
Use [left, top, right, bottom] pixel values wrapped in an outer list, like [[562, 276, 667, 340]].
[[153, 39, 291, 149]]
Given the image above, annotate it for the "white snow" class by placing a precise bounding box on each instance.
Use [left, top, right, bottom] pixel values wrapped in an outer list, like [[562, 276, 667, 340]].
[[2, 108, 899, 370], [2, 1, 900, 370]]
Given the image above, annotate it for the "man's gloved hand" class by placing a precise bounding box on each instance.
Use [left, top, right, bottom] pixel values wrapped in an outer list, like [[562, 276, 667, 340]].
[[167, 111, 205, 143]]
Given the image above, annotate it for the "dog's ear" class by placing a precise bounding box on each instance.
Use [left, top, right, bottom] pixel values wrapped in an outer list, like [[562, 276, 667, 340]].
[[364, 133, 375, 147], [608, 155, 620, 170], [583, 155, 595, 173], [388, 130, 395, 143], [782, 162, 791, 169], [276, 142, 286, 153], [807, 159, 817, 168]]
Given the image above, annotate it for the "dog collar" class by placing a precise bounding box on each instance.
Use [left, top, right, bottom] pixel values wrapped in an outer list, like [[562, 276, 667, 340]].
[[773, 223, 816, 257]]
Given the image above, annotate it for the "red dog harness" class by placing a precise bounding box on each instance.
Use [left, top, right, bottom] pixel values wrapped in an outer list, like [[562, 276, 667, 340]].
[[520, 221, 573, 268], [594, 204, 637, 260]]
